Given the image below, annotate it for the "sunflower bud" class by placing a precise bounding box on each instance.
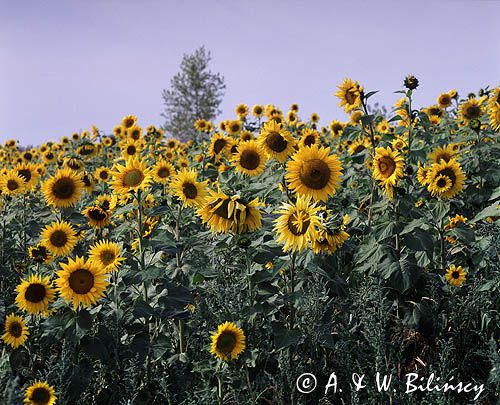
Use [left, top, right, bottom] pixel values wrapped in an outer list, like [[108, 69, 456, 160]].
[[404, 75, 419, 90], [469, 118, 481, 132]]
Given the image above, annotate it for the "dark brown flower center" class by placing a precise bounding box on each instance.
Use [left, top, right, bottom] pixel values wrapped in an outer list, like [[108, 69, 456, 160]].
[[266, 132, 287, 152], [25, 283, 47, 303], [182, 183, 198, 199], [69, 269, 94, 294], [9, 321, 23, 338], [52, 177, 76, 199], [18, 169, 32, 182], [31, 387, 51, 405], [100, 250, 116, 265], [465, 105, 481, 119], [50, 230, 68, 247], [452, 271, 460, 279], [124, 118, 135, 128], [303, 135, 316, 146], [126, 146, 136, 155], [213, 139, 227, 154], [345, 89, 357, 105], [240, 149, 260, 170], [87, 207, 107, 221], [7, 179, 20, 191], [436, 177, 448, 188], [99, 171, 109, 180], [157, 167, 170, 178], [216, 331, 237, 353], [299, 159, 331, 189]]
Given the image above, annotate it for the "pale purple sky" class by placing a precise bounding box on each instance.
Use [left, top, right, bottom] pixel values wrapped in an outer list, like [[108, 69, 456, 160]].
[[1, 0, 499, 144]]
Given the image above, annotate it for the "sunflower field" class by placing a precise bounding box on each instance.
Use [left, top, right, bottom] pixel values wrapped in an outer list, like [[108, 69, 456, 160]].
[[1, 79, 499, 405]]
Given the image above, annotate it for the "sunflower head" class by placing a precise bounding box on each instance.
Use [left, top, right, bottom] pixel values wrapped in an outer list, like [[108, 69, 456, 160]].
[[257, 120, 297, 162], [110, 157, 152, 195], [15, 273, 55, 315], [41, 220, 78, 257], [170, 169, 208, 208], [232, 140, 267, 176], [335, 78, 363, 112], [210, 321, 246, 361], [372, 146, 405, 200], [426, 158, 466, 199], [2, 313, 29, 349], [445, 264, 467, 287], [88, 240, 125, 272], [42, 168, 84, 208], [24, 380, 57, 405], [0, 170, 26, 195]]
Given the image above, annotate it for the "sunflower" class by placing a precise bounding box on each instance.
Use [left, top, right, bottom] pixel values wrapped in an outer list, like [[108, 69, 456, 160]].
[[15, 274, 55, 315], [56, 256, 108, 310], [252, 105, 264, 118], [15, 162, 39, 190], [235, 103, 249, 117], [349, 110, 364, 125], [231, 140, 267, 176], [0, 170, 26, 195], [445, 265, 467, 287], [417, 163, 430, 185], [121, 114, 137, 129], [428, 144, 455, 164], [426, 158, 466, 199], [257, 120, 297, 162], [209, 133, 232, 161], [42, 150, 57, 164], [285, 145, 342, 202], [40, 220, 78, 257], [198, 190, 263, 234], [372, 146, 405, 200], [95, 194, 117, 213], [376, 119, 390, 134], [95, 166, 111, 183], [194, 119, 209, 132], [126, 125, 142, 141], [286, 111, 298, 126], [88, 240, 125, 272], [120, 139, 142, 159], [28, 244, 53, 264], [24, 380, 57, 405], [226, 120, 243, 136], [170, 169, 208, 208], [81, 172, 95, 193], [274, 195, 320, 252], [2, 314, 29, 349], [335, 78, 363, 112], [42, 168, 84, 208], [63, 157, 85, 171], [82, 205, 111, 228], [102, 136, 114, 147], [458, 96, 485, 125], [329, 120, 345, 137], [437, 92, 452, 108], [152, 159, 175, 184], [311, 214, 350, 254], [348, 138, 367, 155], [210, 321, 246, 361], [239, 130, 254, 142], [299, 129, 320, 148], [110, 157, 152, 195], [423, 105, 444, 125], [489, 104, 500, 132]]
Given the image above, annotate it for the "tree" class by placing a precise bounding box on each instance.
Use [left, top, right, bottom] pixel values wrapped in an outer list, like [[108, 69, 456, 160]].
[[161, 47, 225, 142]]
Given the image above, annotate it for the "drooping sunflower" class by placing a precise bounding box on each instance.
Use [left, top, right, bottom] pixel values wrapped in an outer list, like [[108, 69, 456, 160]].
[[311, 214, 350, 254], [15, 274, 55, 315], [198, 190, 263, 234], [426, 158, 466, 199], [28, 244, 53, 264], [428, 144, 455, 164], [285, 145, 342, 202], [231, 140, 267, 176], [40, 220, 78, 257], [210, 321, 246, 361], [152, 159, 175, 184], [42, 168, 84, 208], [335, 78, 363, 112], [56, 256, 108, 310], [458, 96, 485, 125], [257, 120, 297, 162], [110, 157, 152, 195], [0, 170, 26, 195], [23, 380, 57, 405], [445, 264, 467, 287], [82, 205, 111, 228], [95, 166, 111, 183], [2, 314, 29, 349], [88, 240, 125, 272], [208, 133, 232, 162], [372, 146, 405, 200], [170, 168, 208, 208], [274, 195, 321, 253]]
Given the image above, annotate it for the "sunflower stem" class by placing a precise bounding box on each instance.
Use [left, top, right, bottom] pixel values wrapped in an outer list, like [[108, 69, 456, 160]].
[[217, 374, 224, 405]]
